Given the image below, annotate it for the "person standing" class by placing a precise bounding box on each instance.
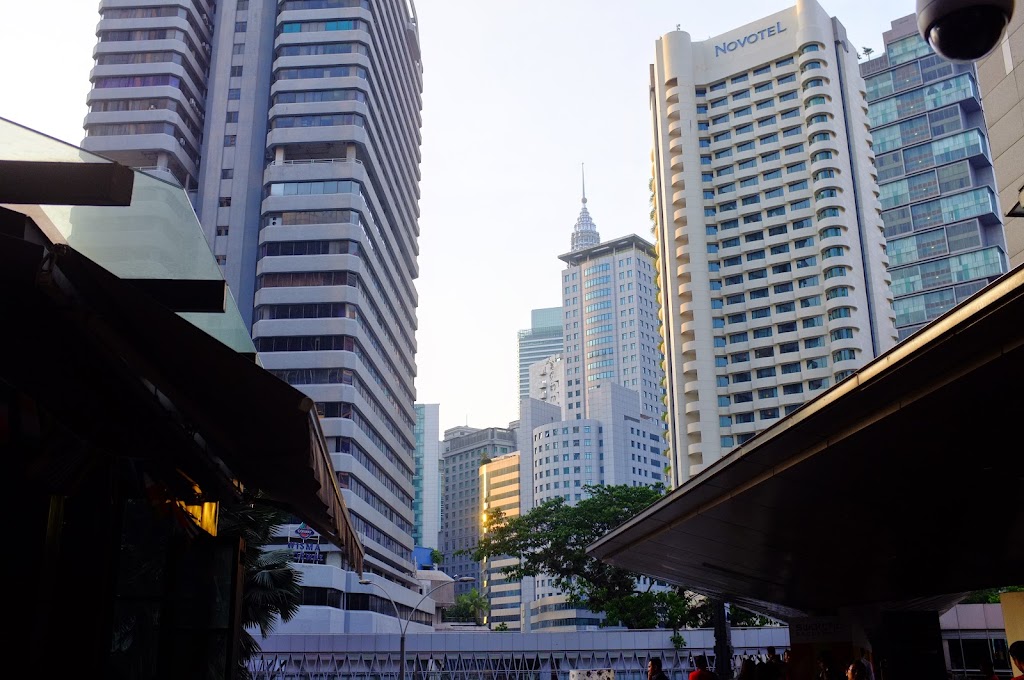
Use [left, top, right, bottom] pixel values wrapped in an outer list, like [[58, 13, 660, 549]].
[[649, 657, 670, 680], [690, 655, 719, 680], [1010, 640, 1024, 680]]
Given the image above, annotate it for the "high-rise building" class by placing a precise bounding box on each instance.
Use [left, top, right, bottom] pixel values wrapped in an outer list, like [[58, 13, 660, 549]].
[[413, 403, 441, 550], [440, 426, 517, 598], [649, 0, 898, 485], [517, 307, 564, 404], [559, 234, 666, 426], [82, 0, 426, 634], [860, 15, 1008, 341]]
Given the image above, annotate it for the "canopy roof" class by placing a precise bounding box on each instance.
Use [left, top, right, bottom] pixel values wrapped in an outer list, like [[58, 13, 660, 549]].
[[588, 265, 1024, 620]]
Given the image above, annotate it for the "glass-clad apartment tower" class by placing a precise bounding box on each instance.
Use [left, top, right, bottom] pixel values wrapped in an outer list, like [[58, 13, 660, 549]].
[[861, 15, 1008, 340], [82, 0, 426, 634], [649, 0, 898, 485]]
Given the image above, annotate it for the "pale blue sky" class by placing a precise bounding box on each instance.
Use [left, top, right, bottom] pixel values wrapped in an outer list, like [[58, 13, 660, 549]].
[[0, 0, 915, 433]]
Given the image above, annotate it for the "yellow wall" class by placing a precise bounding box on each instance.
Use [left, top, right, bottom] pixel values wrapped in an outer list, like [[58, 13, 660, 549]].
[[1002, 592, 1024, 648]]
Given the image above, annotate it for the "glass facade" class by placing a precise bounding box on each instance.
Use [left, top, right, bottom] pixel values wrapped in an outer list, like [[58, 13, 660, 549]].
[[862, 20, 1008, 340]]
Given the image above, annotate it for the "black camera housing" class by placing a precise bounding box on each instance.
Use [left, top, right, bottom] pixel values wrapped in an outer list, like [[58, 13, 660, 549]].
[[917, 0, 1014, 62]]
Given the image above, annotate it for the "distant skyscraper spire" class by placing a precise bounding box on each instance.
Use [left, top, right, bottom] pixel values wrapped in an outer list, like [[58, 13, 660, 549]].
[[571, 163, 600, 252]]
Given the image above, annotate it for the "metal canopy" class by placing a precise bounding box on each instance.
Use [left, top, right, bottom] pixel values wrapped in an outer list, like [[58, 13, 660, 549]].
[[587, 265, 1024, 621]]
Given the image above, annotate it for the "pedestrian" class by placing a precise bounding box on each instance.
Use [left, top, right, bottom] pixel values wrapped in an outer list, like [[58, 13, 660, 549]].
[[845, 660, 868, 680], [690, 655, 718, 680], [1010, 640, 1024, 680], [980, 659, 998, 680], [649, 657, 670, 680], [816, 651, 840, 680], [737, 657, 757, 680], [761, 647, 783, 680]]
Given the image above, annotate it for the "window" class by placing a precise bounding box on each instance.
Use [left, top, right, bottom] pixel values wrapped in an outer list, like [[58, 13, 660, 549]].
[[765, 187, 784, 199], [235, 21, 247, 32], [758, 386, 778, 398], [760, 408, 780, 420], [741, 176, 759, 187], [833, 348, 857, 362], [830, 327, 855, 341], [798, 276, 819, 288], [755, 82, 773, 93], [754, 65, 771, 75], [733, 90, 750, 100], [230, 66, 243, 77], [232, 43, 245, 55], [745, 231, 764, 243], [737, 141, 755, 152], [825, 286, 850, 300], [750, 287, 769, 299], [822, 246, 845, 259], [228, 89, 241, 100], [769, 225, 788, 237], [783, 383, 804, 395], [725, 274, 743, 285], [774, 282, 794, 294], [771, 244, 790, 255], [226, 111, 239, 123], [221, 169, 234, 179], [729, 332, 749, 343], [828, 307, 853, 321], [753, 327, 773, 339], [751, 306, 770, 319], [800, 295, 821, 308], [824, 266, 847, 279], [820, 226, 842, 239], [224, 135, 236, 147], [781, 359, 800, 371], [804, 336, 825, 348], [754, 347, 774, 359], [731, 352, 750, 363], [736, 123, 754, 134], [758, 115, 777, 127], [219, 197, 231, 207]]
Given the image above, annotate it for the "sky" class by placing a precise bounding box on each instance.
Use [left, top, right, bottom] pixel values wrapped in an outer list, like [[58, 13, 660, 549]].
[[0, 0, 916, 434]]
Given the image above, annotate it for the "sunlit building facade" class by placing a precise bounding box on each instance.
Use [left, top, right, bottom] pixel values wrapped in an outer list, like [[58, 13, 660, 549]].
[[479, 452, 522, 630], [650, 0, 898, 485]]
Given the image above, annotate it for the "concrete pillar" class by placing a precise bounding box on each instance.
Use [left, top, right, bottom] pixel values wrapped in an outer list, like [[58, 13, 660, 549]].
[[157, 152, 168, 170], [712, 598, 734, 679], [274, 147, 284, 164]]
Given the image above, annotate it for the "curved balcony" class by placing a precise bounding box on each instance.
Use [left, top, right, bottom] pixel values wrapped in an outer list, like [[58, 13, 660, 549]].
[[812, 190, 844, 212], [810, 153, 839, 172], [802, 96, 832, 117], [674, 207, 689, 223], [687, 442, 704, 459], [684, 380, 702, 397], [675, 225, 689, 242], [667, 100, 684, 120], [686, 420, 704, 436], [808, 133, 841, 156], [666, 85, 681, 104], [824, 294, 856, 315], [670, 153, 685, 171], [682, 359, 700, 377], [810, 167, 841, 190], [806, 116, 833, 136], [668, 135, 684, 153], [672, 190, 687, 207], [685, 399, 702, 415], [797, 47, 826, 68], [671, 171, 686, 189], [668, 118, 684, 136]]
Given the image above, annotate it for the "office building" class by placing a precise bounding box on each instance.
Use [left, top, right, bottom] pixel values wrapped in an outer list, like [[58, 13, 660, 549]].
[[528, 354, 565, 407], [649, 0, 898, 485], [861, 15, 1008, 340], [559, 234, 666, 425], [479, 452, 523, 630], [976, 8, 1024, 268], [517, 307, 564, 405], [82, 0, 427, 634], [413, 403, 441, 550], [440, 426, 517, 598]]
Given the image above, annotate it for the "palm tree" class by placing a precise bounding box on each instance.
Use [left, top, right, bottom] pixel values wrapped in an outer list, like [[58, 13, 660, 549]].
[[461, 587, 489, 625], [218, 500, 303, 680]]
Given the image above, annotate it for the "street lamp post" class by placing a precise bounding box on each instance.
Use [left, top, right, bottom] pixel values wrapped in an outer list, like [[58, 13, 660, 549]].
[[359, 575, 475, 680]]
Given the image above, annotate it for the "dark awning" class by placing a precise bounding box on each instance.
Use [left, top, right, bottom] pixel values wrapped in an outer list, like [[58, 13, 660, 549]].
[[587, 265, 1024, 620], [0, 214, 363, 571]]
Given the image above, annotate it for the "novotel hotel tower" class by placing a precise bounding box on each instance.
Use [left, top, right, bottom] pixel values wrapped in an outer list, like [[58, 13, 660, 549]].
[[649, 0, 898, 485]]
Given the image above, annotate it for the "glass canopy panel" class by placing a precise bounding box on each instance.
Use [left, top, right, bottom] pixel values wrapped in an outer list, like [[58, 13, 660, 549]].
[[0, 118, 255, 354]]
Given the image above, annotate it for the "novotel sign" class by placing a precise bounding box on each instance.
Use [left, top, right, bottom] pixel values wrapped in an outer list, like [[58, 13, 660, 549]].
[[715, 21, 786, 57]]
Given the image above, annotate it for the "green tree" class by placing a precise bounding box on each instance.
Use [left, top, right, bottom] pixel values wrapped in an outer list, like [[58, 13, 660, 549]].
[[430, 548, 444, 566], [218, 501, 304, 680], [960, 585, 1023, 604], [442, 589, 489, 624], [471, 484, 706, 630]]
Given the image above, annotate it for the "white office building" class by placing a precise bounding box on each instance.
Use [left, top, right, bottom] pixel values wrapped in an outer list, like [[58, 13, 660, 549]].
[[82, 0, 427, 634], [650, 0, 898, 486]]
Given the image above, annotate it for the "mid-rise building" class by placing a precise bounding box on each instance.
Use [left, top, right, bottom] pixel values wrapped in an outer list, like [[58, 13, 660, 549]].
[[479, 452, 523, 630], [82, 0, 427, 634], [861, 15, 1008, 340], [517, 307, 564, 405], [413, 403, 441, 550], [528, 354, 565, 407], [440, 426, 517, 597], [649, 0, 898, 485]]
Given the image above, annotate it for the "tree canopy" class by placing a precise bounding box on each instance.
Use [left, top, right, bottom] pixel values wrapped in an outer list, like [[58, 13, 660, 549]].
[[470, 484, 711, 629]]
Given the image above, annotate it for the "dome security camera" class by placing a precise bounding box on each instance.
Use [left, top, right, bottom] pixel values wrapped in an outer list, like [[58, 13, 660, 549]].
[[917, 0, 1015, 62]]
